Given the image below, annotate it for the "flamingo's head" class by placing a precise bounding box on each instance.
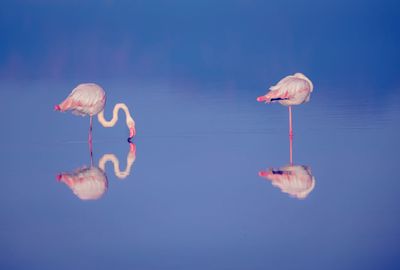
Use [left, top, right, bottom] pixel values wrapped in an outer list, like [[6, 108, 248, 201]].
[[127, 121, 136, 142], [127, 128, 136, 143], [257, 95, 270, 103], [56, 173, 74, 187]]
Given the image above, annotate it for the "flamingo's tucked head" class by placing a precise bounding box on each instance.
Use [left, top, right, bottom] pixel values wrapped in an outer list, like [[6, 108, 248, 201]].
[[57, 173, 75, 187], [257, 95, 270, 103], [127, 121, 136, 142], [127, 130, 135, 143]]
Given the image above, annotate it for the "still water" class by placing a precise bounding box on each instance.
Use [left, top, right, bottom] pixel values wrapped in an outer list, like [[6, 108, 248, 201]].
[[0, 78, 399, 269]]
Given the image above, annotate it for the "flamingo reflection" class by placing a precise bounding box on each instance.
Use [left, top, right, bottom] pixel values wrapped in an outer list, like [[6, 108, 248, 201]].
[[259, 132, 315, 199], [259, 165, 315, 199], [57, 142, 136, 200], [57, 166, 108, 200]]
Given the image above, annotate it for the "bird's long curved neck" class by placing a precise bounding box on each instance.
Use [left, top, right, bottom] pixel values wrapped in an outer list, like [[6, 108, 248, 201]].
[[97, 103, 135, 137]]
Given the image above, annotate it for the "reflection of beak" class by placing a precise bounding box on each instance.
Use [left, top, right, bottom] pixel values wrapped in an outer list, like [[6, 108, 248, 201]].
[[57, 174, 74, 187], [54, 105, 61, 111], [129, 143, 136, 153], [127, 127, 136, 142], [259, 171, 271, 178]]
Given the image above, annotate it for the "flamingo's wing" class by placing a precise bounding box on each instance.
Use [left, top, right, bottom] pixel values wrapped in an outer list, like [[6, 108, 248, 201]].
[[265, 75, 299, 100], [280, 77, 311, 99], [275, 166, 315, 199], [269, 75, 295, 91], [68, 84, 106, 115], [63, 166, 108, 200]]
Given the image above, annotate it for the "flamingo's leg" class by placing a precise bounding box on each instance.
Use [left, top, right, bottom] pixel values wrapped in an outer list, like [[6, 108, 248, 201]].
[[89, 116, 93, 164], [289, 132, 293, 165], [289, 106, 293, 165], [89, 116, 93, 142], [289, 106, 293, 138]]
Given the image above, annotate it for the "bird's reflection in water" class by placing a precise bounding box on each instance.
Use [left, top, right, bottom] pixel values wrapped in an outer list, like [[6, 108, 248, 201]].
[[259, 165, 315, 199], [57, 166, 108, 200], [57, 143, 136, 201], [259, 136, 316, 199]]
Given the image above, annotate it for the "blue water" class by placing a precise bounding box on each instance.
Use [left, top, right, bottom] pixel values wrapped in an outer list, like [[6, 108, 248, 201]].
[[1, 1, 400, 270]]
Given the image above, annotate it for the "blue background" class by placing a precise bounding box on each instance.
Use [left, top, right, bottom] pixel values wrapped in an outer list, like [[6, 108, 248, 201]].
[[0, 1, 400, 269]]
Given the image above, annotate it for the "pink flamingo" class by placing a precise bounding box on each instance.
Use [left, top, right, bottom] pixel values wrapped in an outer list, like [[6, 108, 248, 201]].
[[57, 166, 108, 201], [257, 73, 313, 139], [55, 83, 136, 144], [57, 142, 136, 200], [259, 165, 315, 199]]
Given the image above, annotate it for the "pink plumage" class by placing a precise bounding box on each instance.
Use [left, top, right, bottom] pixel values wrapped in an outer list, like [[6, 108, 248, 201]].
[[259, 165, 315, 199], [55, 83, 136, 141], [257, 73, 313, 105], [57, 166, 108, 201], [257, 73, 314, 138], [55, 83, 106, 116]]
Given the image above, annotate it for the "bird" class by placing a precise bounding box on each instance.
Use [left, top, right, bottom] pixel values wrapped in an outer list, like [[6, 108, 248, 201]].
[[57, 166, 108, 201], [55, 83, 136, 143], [257, 73, 313, 138], [57, 142, 137, 200], [259, 165, 315, 199]]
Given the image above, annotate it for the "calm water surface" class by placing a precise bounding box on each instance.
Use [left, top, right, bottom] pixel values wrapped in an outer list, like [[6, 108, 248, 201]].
[[0, 78, 399, 270]]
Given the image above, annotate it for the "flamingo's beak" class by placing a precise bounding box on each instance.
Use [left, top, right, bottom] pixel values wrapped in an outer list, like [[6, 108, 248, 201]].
[[57, 174, 75, 187], [127, 127, 136, 142], [257, 96, 269, 103], [54, 105, 61, 111]]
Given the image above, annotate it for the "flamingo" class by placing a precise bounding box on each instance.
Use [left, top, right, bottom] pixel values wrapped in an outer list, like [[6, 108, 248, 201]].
[[57, 166, 108, 200], [257, 73, 313, 138], [258, 113, 316, 199], [57, 141, 137, 200], [55, 83, 136, 144], [259, 165, 315, 199]]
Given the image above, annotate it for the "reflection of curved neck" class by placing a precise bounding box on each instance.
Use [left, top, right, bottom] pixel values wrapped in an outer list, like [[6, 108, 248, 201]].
[[97, 103, 135, 132], [98, 144, 136, 179]]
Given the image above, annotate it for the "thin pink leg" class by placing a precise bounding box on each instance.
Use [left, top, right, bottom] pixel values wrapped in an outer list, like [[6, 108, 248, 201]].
[[289, 106, 293, 165], [89, 116, 93, 165], [289, 106, 293, 138], [289, 133, 293, 165], [89, 140, 93, 167]]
